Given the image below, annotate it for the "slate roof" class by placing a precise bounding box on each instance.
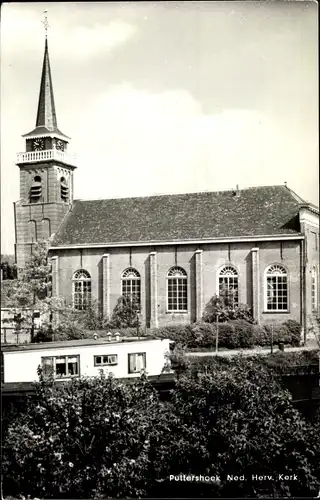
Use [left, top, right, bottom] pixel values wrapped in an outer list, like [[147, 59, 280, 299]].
[[51, 185, 313, 247], [22, 39, 69, 141], [22, 126, 70, 140]]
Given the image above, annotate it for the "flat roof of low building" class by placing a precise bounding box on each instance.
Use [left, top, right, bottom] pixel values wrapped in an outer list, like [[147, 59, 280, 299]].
[[2, 336, 167, 352]]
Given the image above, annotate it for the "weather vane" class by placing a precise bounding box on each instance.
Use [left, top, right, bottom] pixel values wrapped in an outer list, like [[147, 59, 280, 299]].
[[42, 9, 50, 38]]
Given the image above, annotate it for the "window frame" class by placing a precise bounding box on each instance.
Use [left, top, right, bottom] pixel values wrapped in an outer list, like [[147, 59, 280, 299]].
[[60, 176, 69, 203], [121, 268, 141, 310], [166, 266, 188, 313], [264, 264, 289, 313], [311, 266, 318, 312], [128, 352, 146, 374], [29, 175, 42, 203], [72, 269, 92, 311], [217, 265, 239, 306], [94, 354, 118, 367], [41, 354, 80, 380]]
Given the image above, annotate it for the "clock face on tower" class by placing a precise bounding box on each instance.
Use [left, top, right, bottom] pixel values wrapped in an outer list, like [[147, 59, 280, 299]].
[[56, 140, 65, 151], [33, 138, 45, 151]]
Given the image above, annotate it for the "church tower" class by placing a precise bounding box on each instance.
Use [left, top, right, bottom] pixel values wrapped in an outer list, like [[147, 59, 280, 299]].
[[14, 15, 76, 271]]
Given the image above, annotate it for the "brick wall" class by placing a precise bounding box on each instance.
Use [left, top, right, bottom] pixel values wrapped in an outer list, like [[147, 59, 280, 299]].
[[52, 239, 302, 327], [15, 162, 74, 270]]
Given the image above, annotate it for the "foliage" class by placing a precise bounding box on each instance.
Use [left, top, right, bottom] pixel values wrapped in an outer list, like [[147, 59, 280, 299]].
[[33, 298, 106, 342], [108, 295, 141, 329], [1, 254, 17, 282], [2, 371, 169, 499], [264, 322, 301, 347], [1, 253, 16, 266], [164, 356, 320, 498], [261, 349, 320, 374], [146, 320, 302, 350], [33, 296, 142, 343], [190, 349, 320, 375], [3, 356, 320, 499], [2, 242, 51, 310], [1, 261, 17, 280], [202, 287, 254, 324], [167, 344, 191, 379]]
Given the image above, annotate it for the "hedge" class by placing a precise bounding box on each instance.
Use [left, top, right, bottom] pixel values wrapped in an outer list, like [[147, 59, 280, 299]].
[[145, 319, 302, 349], [189, 349, 320, 376], [35, 319, 302, 350]]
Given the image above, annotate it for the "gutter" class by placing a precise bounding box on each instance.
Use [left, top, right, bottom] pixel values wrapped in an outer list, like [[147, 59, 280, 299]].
[[13, 201, 18, 264], [49, 234, 305, 251]]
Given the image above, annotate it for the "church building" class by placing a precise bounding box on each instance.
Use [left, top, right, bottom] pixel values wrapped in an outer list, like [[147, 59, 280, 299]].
[[14, 35, 319, 336]]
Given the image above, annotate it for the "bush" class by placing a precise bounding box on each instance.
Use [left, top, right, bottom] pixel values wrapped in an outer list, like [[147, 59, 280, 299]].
[[148, 324, 195, 347], [202, 288, 255, 324], [251, 324, 270, 347], [188, 322, 216, 348], [2, 372, 167, 499], [147, 320, 302, 350], [283, 320, 302, 346], [261, 349, 319, 374], [169, 356, 320, 498], [264, 323, 301, 347], [226, 320, 255, 348], [3, 356, 319, 499]]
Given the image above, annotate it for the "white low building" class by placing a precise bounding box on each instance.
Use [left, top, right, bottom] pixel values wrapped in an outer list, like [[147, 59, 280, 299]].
[[2, 337, 172, 384]]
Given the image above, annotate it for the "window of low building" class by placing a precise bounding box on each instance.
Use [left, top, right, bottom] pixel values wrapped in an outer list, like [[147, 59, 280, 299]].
[[41, 355, 80, 379], [94, 354, 118, 366], [128, 352, 146, 374]]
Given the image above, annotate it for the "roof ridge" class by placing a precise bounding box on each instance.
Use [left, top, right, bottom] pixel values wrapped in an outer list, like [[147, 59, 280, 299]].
[[283, 185, 307, 204], [73, 184, 286, 203]]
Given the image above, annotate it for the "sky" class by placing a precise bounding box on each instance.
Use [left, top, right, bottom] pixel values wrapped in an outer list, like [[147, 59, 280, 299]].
[[1, 1, 318, 255]]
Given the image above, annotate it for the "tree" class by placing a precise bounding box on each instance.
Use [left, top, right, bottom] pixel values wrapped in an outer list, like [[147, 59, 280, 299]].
[[3, 241, 51, 309], [202, 286, 254, 323], [2, 371, 170, 499], [108, 295, 140, 329], [1, 259, 17, 280], [2, 242, 107, 342], [160, 355, 320, 498], [1, 242, 52, 341], [2, 356, 319, 498]]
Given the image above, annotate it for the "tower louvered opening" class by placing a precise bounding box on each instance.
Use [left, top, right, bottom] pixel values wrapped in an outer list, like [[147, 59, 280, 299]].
[[29, 176, 42, 203], [60, 177, 68, 202]]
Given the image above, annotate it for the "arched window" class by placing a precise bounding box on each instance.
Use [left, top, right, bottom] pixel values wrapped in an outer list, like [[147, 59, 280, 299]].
[[121, 268, 141, 307], [72, 269, 91, 310], [218, 266, 239, 305], [167, 266, 188, 312], [60, 177, 69, 202], [265, 265, 288, 311], [311, 266, 318, 312], [29, 175, 42, 203]]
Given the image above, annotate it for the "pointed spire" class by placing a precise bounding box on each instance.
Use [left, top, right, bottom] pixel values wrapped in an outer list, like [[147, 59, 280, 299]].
[[36, 32, 57, 131], [22, 10, 70, 141]]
